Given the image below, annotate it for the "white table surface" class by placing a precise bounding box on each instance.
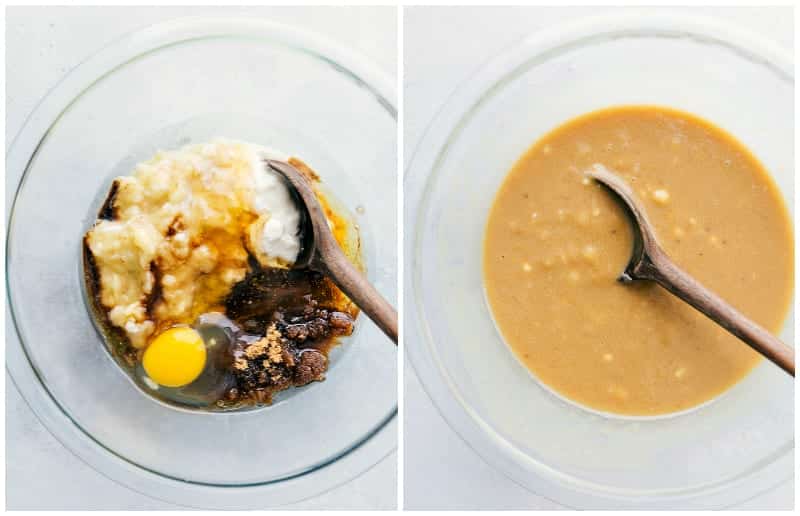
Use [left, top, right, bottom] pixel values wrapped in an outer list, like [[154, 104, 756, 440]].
[[403, 6, 794, 510], [5, 6, 397, 510]]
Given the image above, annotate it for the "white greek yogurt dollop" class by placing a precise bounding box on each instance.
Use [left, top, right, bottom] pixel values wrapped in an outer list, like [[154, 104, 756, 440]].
[[247, 148, 302, 265]]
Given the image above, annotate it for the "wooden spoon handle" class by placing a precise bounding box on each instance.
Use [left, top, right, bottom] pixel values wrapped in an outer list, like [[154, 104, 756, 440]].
[[317, 255, 398, 344], [265, 159, 397, 344], [645, 252, 794, 376]]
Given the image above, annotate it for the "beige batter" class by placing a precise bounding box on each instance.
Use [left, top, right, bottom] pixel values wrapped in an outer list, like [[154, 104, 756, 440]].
[[483, 106, 793, 416]]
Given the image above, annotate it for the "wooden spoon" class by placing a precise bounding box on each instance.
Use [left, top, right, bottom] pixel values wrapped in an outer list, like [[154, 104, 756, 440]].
[[586, 164, 794, 376], [266, 160, 398, 344]]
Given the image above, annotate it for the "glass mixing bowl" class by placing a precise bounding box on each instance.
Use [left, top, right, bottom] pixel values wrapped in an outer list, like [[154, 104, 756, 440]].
[[7, 17, 396, 508], [405, 13, 793, 509]]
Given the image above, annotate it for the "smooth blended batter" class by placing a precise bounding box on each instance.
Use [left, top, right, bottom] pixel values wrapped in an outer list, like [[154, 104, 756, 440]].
[[483, 106, 793, 416]]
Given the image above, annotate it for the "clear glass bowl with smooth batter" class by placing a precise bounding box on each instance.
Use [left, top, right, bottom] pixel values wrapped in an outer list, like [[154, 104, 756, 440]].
[[405, 13, 793, 509], [7, 17, 397, 508]]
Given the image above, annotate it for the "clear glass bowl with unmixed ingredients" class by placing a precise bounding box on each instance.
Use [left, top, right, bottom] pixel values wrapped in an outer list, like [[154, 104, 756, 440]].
[[405, 13, 793, 509], [7, 17, 396, 508], [82, 138, 366, 413]]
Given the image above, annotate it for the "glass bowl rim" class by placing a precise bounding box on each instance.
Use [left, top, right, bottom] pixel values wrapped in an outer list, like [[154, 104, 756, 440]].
[[6, 15, 397, 508], [404, 11, 793, 509]]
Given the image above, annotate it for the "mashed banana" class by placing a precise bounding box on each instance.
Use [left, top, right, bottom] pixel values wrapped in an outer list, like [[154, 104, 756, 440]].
[[85, 140, 306, 348]]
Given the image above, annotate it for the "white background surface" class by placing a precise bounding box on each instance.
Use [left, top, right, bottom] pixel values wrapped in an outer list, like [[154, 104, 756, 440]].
[[5, 6, 397, 510], [5, 5, 796, 512], [403, 6, 794, 510]]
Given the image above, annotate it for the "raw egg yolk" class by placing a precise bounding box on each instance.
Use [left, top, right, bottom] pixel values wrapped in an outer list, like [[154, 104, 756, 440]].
[[143, 327, 207, 387]]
